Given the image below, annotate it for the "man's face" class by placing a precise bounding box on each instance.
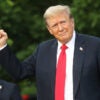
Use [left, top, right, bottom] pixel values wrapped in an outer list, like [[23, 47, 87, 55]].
[[46, 12, 74, 44]]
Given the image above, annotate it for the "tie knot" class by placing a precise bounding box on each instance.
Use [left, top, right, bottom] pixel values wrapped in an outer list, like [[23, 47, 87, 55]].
[[61, 44, 67, 50]]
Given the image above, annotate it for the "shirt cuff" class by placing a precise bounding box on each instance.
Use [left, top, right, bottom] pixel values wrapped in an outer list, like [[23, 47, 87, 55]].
[[0, 44, 7, 51]]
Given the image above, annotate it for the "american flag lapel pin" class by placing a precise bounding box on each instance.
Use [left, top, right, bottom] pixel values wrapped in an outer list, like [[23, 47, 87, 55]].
[[79, 47, 83, 51], [0, 85, 2, 90]]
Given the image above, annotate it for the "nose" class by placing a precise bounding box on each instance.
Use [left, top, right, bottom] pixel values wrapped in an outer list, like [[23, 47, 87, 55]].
[[58, 24, 63, 31]]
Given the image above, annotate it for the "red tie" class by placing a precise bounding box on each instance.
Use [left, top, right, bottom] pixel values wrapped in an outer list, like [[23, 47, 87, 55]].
[[55, 44, 67, 100]]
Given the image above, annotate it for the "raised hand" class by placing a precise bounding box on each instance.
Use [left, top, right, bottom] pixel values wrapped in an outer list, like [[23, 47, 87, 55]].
[[0, 29, 8, 48]]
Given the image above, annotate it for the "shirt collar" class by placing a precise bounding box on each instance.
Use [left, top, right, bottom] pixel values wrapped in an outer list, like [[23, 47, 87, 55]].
[[57, 30, 76, 50]]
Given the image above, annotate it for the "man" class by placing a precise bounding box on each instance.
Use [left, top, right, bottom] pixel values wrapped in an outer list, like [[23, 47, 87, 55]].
[[0, 5, 100, 100], [0, 80, 22, 100]]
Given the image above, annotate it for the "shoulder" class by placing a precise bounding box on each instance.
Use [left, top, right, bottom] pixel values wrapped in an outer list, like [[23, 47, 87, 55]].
[[0, 80, 22, 100], [0, 80, 18, 92], [38, 38, 57, 49], [40, 38, 57, 45], [77, 33, 100, 41], [0, 80, 16, 88], [76, 33, 100, 45]]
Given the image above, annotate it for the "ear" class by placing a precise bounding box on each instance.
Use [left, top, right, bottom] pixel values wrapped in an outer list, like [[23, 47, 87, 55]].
[[70, 18, 75, 28]]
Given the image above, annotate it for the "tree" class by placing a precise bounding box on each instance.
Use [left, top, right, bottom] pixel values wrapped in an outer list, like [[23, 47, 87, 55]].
[[72, 0, 100, 37]]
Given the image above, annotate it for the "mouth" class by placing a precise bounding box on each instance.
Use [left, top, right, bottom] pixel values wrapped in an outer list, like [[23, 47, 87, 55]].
[[58, 32, 66, 37]]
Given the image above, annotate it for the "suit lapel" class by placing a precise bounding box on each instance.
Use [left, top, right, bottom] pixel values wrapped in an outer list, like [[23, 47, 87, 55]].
[[73, 34, 86, 97], [47, 40, 58, 99]]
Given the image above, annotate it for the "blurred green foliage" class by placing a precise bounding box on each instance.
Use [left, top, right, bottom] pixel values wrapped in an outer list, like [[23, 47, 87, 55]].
[[0, 0, 100, 96], [72, 0, 100, 37]]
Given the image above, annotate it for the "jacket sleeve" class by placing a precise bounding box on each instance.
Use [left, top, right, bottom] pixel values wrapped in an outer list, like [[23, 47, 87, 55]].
[[0, 45, 37, 81]]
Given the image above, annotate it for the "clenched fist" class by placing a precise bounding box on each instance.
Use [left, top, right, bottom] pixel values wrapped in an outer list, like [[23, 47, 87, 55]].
[[0, 29, 8, 48]]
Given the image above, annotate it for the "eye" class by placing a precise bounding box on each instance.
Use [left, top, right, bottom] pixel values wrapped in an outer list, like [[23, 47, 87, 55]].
[[52, 23, 58, 28], [60, 20, 67, 24]]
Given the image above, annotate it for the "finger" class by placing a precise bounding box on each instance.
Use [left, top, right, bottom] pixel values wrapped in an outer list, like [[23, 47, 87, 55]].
[[0, 29, 4, 32], [0, 34, 1, 38], [0, 29, 7, 35]]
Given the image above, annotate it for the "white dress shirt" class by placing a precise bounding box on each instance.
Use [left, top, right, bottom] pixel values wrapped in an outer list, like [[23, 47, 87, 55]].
[[57, 31, 76, 100], [0, 44, 7, 50]]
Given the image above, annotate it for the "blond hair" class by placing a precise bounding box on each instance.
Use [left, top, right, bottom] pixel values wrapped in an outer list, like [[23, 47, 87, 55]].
[[43, 5, 73, 21]]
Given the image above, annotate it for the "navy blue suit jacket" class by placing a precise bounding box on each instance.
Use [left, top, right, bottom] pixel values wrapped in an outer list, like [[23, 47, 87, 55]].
[[0, 33, 100, 100], [0, 80, 22, 100]]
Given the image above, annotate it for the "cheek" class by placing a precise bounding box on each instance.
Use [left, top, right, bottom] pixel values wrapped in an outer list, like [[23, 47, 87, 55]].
[[49, 29, 58, 36], [67, 20, 74, 29], [70, 21, 74, 29], [65, 23, 74, 32], [47, 27, 54, 35]]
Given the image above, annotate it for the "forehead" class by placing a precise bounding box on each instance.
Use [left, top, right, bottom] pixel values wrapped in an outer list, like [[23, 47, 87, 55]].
[[46, 12, 69, 24]]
